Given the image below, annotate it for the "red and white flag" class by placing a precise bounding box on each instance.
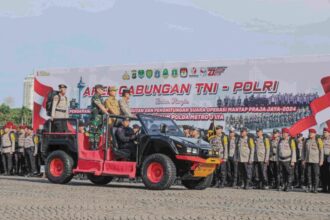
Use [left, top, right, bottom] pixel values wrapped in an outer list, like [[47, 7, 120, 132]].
[[33, 78, 53, 132]]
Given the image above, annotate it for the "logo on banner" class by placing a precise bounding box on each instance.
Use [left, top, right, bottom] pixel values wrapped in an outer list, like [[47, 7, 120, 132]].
[[163, 69, 169, 79], [207, 67, 227, 76], [131, 70, 137, 79], [171, 69, 178, 78], [189, 67, 198, 77], [180, 68, 188, 78], [122, 72, 130, 80], [200, 67, 207, 77], [138, 70, 145, 79], [154, 69, 161, 78], [146, 69, 153, 79]]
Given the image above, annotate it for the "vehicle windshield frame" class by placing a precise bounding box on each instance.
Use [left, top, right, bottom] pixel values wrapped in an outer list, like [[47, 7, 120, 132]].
[[137, 114, 184, 137]]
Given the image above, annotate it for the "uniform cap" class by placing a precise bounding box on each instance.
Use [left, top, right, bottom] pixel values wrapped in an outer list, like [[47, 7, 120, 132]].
[[309, 128, 317, 134], [273, 129, 280, 134], [78, 121, 85, 127], [122, 88, 131, 96], [323, 128, 330, 133], [215, 125, 223, 130], [94, 84, 104, 90], [241, 127, 248, 133], [282, 128, 290, 134], [256, 128, 263, 133], [108, 86, 118, 91], [133, 124, 140, 129], [123, 117, 130, 122], [58, 84, 67, 89]]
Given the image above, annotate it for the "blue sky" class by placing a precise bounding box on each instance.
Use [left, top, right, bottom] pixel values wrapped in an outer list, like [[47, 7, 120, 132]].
[[1, 0, 330, 107]]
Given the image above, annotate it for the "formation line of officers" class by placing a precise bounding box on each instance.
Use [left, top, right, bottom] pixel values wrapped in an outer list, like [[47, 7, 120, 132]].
[[184, 126, 330, 193]]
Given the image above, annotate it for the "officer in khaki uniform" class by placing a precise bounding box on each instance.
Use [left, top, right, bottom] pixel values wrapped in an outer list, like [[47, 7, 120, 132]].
[[278, 128, 296, 192], [1, 123, 16, 175], [269, 129, 281, 189], [24, 126, 38, 176], [234, 128, 255, 189], [302, 129, 323, 193], [51, 84, 69, 132], [321, 128, 330, 192], [209, 125, 228, 188], [15, 125, 26, 175], [105, 86, 121, 125], [254, 128, 270, 189], [227, 129, 238, 187], [119, 88, 133, 117]]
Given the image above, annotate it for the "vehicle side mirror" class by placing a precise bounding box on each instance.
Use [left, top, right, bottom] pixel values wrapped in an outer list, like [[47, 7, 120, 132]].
[[160, 124, 167, 134]]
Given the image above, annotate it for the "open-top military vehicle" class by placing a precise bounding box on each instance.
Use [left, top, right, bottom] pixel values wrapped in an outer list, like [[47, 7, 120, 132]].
[[41, 114, 221, 190]]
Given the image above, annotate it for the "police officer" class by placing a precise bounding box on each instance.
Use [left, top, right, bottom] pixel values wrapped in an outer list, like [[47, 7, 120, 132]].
[[115, 118, 137, 160], [227, 129, 238, 187], [235, 128, 255, 189], [278, 128, 296, 192], [303, 129, 324, 193], [0, 127, 4, 174], [24, 126, 38, 176], [209, 125, 228, 188], [89, 84, 109, 150], [269, 129, 281, 189], [1, 123, 15, 175], [119, 88, 132, 117], [15, 125, 26, 175], [51, 84, 69, 132], [295, 134, 305, 188], [254, 128, 270, 189], [321, 128, 330, 192]]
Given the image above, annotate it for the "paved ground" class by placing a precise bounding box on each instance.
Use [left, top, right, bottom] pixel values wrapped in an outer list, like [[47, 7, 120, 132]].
[[0, 176, 329, 220]]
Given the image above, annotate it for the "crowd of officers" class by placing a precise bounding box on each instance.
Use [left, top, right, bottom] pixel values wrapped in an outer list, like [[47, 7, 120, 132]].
[[184, 125, 330, 193], [0, 122, 40, 177]]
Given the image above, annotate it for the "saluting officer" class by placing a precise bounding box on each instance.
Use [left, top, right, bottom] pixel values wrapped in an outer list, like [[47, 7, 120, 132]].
[[235, 128, 255, 189], [302, 129, 324, 193], [119, 88, 133, 117], [89, 85, 109, 150], [278, 128, 296, 192], [51, 84, 69, 132], [269, 129, 281, 189], [1, 123, 16, 175], [254, 128, 270, 189], [209, 125, 228, 188], [321, 128, 330, 192], [24, 126, 38, 176]]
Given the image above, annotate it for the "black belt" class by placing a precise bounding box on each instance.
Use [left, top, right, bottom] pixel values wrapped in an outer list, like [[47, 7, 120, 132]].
[[279, 155, 291, 160], [2, 146, 11, 149], [55, 109, 67, 113]]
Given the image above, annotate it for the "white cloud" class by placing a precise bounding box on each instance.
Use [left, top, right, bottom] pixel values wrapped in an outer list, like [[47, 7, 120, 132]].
[[166, 23, 194, 32], [0, 0, 116, 18], [159, 0, 330, 32]]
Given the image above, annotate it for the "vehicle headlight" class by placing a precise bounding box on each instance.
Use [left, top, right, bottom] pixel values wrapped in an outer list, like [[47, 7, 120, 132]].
[[192, 148, 198, 154], [186, 147, 192, 153]]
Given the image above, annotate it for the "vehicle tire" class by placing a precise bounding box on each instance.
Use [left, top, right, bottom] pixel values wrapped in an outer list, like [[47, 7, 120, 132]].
[[45, 150, 74, 184], [141, 153, 176, 190], [181, 175, 213, 190], [87, 174, 113, 185]]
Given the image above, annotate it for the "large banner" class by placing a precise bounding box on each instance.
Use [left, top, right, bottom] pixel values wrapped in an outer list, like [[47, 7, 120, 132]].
[[34, 56, 330, 135]]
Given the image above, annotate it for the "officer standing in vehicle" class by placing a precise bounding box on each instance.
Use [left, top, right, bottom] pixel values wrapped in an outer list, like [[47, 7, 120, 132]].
[[24, 126, 38, 176], [235, 128, 255, 189], [278, 128, 296, 192], [1, 123, 15, 175], [227, 129, 238, 187], [89, 84, 109, 150], [254, 128, 270, 189], [105, 86, 121, 125], [303, 129, 324, 193], [321, 128, 330, 192], [119, 88, 133, 117], [209, 125, 228, 188], [51, 84, 69, 132], [269, 129, 281, 189]]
